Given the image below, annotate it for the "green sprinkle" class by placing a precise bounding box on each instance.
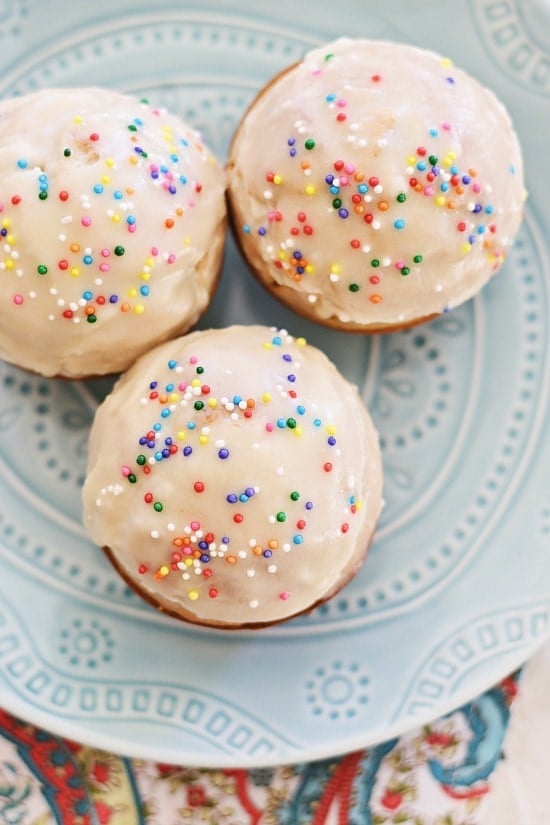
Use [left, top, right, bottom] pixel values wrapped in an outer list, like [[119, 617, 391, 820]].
[[38, 191, 48, 200], [86, 314, 97, 323], [370, 259, 380, 268], [286, 418, 297, 429], [153, 501, 163, 512], [304, 139, 316, 150], [37, 264, 48, 275], [196, 366, 204, 374], [396, 193, 407, 203], [290, 491, 300, 501], [63, 148, 71, 157], [136, 455, 146, 465], [114, 245, 125, 256], [332, 198, 342, 209], [349, 283, 360, 292], [194, 400, 204, 411], [276, 512, 287, 522], [413, 254, 423, 263], [128, 474, 137, 484], [401, 267, 411, 276], [128, 124, 138, 132], [324, 52, 334, 61], [429, 155, 438, 166]]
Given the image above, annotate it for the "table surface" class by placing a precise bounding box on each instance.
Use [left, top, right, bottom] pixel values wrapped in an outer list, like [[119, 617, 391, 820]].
[[2, 640, 550, 824]]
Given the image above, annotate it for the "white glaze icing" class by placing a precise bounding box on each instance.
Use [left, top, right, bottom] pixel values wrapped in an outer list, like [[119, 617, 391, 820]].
[[227, 38, 525, 329], [0, 87, 226, 377], [82, 325, 383, 628]]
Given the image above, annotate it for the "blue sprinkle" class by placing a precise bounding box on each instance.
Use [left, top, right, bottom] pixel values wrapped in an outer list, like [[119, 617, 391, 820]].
[[416, 161, 427, 171], [83, 255, 93, 265], [243, 224, 251, 234], [183, 446, 192, 456], [187, 421, 196, 430], [328, 436, 336, 446], [272, 335, 282, 345], [168, 359, 177, 369], [17, 159, 27, 168], [283, 353, 292, 362], [93, 184, 103, 194], [154, 451, 163, 461], [313, 419, 322, 428], [277, 418, 286, 429], [226, 493, 238, 503], [306, 501, 313, 510], [82, 290, 93, 300], [218, 448, 229, 459], [127, 215, 136, 225], [258, 226, 266, 235], [140, 285, 150, 296], [357, 184, 368, 194], [296, 405, 306, 415], [245, 487, 255, 497], [114, 190, 123, 200], [239, 493, 249, 502], [160, 409, 170, 418], [293, 535, 303, 545], [394, 219, 405, 230], [152, 423, 161, 432], [287, 374, 296, 382]]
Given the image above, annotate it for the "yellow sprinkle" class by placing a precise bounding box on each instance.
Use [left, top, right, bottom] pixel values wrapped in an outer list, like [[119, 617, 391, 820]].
[[146, 257, 155, 267], [184, 237, 191, 246], [262, 392, 272, 403], [129, 156, 138, 165], [169, 393, 179, 403], [158, 565, 169, 578], [105, 157, 115, 168], [305, 185, 316, 195], [279, 251, 287, 261], [188, 590, 199, 601], [263, 342, 272, 350], [293, 427, 303, 436], [101, 175, 111, 185], [140, 272, 150, 281], [208, 398, 217, 408], [134, 304, 145, 315], [305, 264, 314, 274], [461, 242, 472, 254], [273, 174, 283, 185], [70, 267, 80, 277], [447, 151, 457, 160], [191, 378, 201, 388], [111, 213, 121, 223], [184, 558, 193, 568], [330, 263, 342, 275], [6, 234, 15, 244], [128, 288, 137, 298], [326, 424, 336, 435], [296, 337, 307, 347], [2, 218, 11, 229], [5, 259, 14, 270], [199, 435, 208, 445], [407, 155, 417, 166], [435, 195, 446, 207], [441, 57, 453, 67], [177, 431, 186, 441], [73, 115, 83, 124], [442, 156, 453, 168]]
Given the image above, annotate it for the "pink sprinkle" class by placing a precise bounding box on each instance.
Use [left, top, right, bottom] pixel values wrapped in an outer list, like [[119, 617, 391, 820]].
[[424, 186, 434, 196], [189, 356, 198, 364], [99, 263, 110, 272], [81, 216, 91, 227], [395, 260, 405, 270], [127, 224, 137, 233], [13, 294, 23, 305], [279, 591, 290, 601], [101, 248, 110, 258], [312, 68, 321, 76], [190, 520, 200, 531], [337, 98, 347, 107], [473, 183, 481, 193], [442, 121, 452, 131], [151, 246, 159, 256], [339, 175, 349, 186], [178, 382, 187, 391], [344, 163, 355, 174], [121, 465, 131, 477], [167, 253, 176, 264], [265, 422, 274, 432]]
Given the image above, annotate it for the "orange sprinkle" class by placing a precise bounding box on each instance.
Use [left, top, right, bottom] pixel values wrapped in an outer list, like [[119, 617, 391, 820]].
[[165, 218, 175, 229], [226, 555, 237, 565], [121, 302, 131, 312], [354, 171, 364, 182], [378, 200, 389, 211], [300, 161, 310, 170], [253, 546, 263, 556], [370, 294, 382, 304], [268, 540, 278, 549], [70, 243, 80, 253], [247, 398, 255, 408], [85, 306, 95, 316], [176, 207, 184, 216]]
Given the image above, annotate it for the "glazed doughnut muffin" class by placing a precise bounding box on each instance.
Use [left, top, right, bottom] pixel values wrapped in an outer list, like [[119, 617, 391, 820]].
[[82, 325, 383, 629], [227, 38, 526, 331], [0, 87, 226, 377]]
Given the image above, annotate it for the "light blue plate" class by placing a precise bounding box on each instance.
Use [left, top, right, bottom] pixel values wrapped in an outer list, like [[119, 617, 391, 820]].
[[0, 0, 548, 768]]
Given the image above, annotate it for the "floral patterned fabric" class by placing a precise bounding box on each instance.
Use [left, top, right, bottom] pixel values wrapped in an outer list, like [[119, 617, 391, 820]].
[[0, 675, 519, 825]]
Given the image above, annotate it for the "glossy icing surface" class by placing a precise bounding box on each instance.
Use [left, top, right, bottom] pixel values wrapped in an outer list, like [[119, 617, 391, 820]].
[[228, 38, 525, 329], [0, 87, 226, 377], [82, 325, 383, 627]]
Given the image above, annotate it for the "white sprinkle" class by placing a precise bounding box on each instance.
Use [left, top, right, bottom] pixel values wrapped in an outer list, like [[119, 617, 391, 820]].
[[60, 215, 72, 224], [308, 294, 317, 303], [151, 530, 159, 539], [249, 600, 259, 608], [246, 569, 255, 578], [167, 523, 175, 532], [267, 565, 277, 573]]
